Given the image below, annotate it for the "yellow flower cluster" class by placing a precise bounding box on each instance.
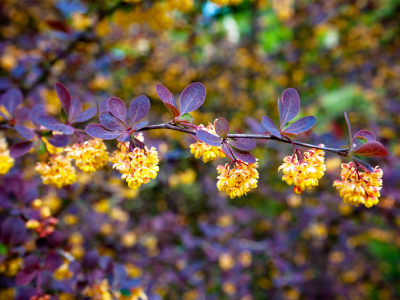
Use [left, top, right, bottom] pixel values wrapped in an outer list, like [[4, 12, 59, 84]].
[[333, 162, 383, 208], [0, 137, 14, 175], [216, 160, 259, 199], [110, 142, 159, 190], [278, 145, 326, 195], [166, 0, 194, 12], [190, 124, 226, 163], [66, 139, 108, 173], [53, 261, 73, 281], [84, 279, 112, 300], [35, 155, 77, 188]]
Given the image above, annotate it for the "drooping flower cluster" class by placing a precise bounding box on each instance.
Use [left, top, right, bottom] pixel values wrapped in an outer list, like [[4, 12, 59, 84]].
[[333, 162, 383, 208], [0, 137, 14, 175], [66, 139, 108, 173], [110, 142, 159, 190], [216, 160, 259, 199], [25, 198, 59, 237], [278, 145, 326, 195], [190, 123, 226, 163], [35, 155, 77, 188]]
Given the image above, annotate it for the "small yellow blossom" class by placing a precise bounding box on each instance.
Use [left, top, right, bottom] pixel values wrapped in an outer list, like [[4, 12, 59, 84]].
[[216, 160, 259, 199], [333, 162, 383, 208], [0, 257, 23, 276], [42, 137, 64, 154], [53, 261, 73, 281], [66, 139, 108, 173], [121, 287, 148, 300], [84, 279, 112, 300], [0, 137, 14, 175], [25, 219, 40, 229], [35, 155, 77, 188], [190, 124, 225, 163]]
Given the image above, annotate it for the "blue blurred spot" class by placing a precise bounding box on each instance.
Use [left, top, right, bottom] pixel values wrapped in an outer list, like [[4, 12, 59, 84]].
[[203, 1, 219, 18], [111, 48, 126, 61]]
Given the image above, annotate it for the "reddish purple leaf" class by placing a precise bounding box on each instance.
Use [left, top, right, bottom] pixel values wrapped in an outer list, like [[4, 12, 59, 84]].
[[221, 143, 235, 160], [16, 270, 37, 286], [99, 112, 126, 131], [15, 107, 30, 124], [85, 124, 122, 140], [180, 82, 206, 115], [230, 147, 257, 164], [261, 116, 281, 138], [132, 137, 146, 150], [133, 121, 148, 131], [351, 136, 367, 152], [344, 112, 353, 147], [62, 125, 75, 135], [46, 230, 63, 248], [54, 83, 71, 114], [279, 88, 300, 128], [214, 117, 229, 138], [353, 130, 376, 142], [73, 107, 97, 123], [82, 250, 99, 269], [129, 95, 150, 126], [47, 135, 70, 147], [1, 88, 22, 117], [68, 96, 82, 122], [196, 130, 223, 147], [116, 133, 131, 142], [10, 141, 33, 158], [24, 254, 39, 269], [38, 115, 66, 131], [245, 117, 266, 134], [283, 116, 317, 134], [45, 252, 63, 272], [353, 157, 374, 173], [155, 84, 180, 118], [228, 138, 256, 151], [29, 104, 46, 128], [1, 218, 27, 246], [354, 141, 387, 157], [99, 99, 109, 112], [15, 125, 36, 140], [107, 97, 127, 124]]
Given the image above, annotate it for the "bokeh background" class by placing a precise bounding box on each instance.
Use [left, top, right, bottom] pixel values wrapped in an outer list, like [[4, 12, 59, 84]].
[[1, 0, 400, 299]]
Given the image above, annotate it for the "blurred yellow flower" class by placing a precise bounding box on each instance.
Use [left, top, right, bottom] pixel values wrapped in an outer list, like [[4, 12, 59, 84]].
[[66, 139, 108, 173], [0, 137, 14, 175], [35, 155, 77, 188]]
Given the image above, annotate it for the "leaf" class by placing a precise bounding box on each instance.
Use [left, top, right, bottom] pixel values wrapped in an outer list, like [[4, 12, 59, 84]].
[[0, 218, 27, 246], [180, 82, 206, 115], [178, 113, 194, 124], [354, 141, 387, 157], [155, 84, 180, 118], [99, 99, 109, 112], [24, 254, 39, 269], [45, 252, 63, 272], [131, 137, 146, 150], [99, 112, 126, 131], [15, 107, 30, 124], [344, 112, 352, 147], [15, 125, 36, 140], [228, 138, 256, 151], [221, 143, 235, 160], [16, 270, 37, 286], [54, 83, 71, 114], [351, 136, 367, 152], [196, 130, 223, 147], [107, 97, 127, 124], [116, 133, 131, 142], [352, 157, 374, 173], [85, 124, 122, 140], [283, 116, 317, 134], [62, 125, 75, 135], [353, 130, 376, 142], [1, 88, 23, 117], [230, 147, 257, 164], [73, 107, 97, 123], [60, 108, 68, 123], [245, 117, 266, 134], [47, 135, 70, 147], [38, 115, 66, 131], [261, 116, 281, 138], [279, 88, 300, 128], [214, 117, 229, 138], [129, 95, 150, 126], [10, 141, 33, 158], [133, 121, 148, 131], [29, 104, 46, 128], [68, 96, 82, 122]]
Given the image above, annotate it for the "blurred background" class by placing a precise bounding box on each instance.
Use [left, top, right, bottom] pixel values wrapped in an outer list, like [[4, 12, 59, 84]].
[[1, 0, 400, 299]]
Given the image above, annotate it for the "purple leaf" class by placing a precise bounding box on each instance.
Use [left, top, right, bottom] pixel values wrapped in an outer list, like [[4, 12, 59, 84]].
[[112, 263, 127, 289], [107, 97, 127, 124], [196, 130, 223, 147], [133, 121, 148, 131], [129, 95, 150, 126], [353, 130, 376, 142], [86, 124, 122, 140], [61, 125, 75, 135], [221, 143, 235, 160], [228, 138, 256, 151], [38, 115, 66, 131], [132, 137, 146, 150], [73, 107, 97, 123], [180, 82, 206, 115], [68, 96, 82, 122], [24, 254, 39, 269], [99, 99, 109, 112], [116, 133, 131, 142], [15, 125, 36, 140], [47, 135, 70, 147], [46, 230, 63, 248], [99, 112, 127, 131], [261, 116, 281, 138], [283, 116, 317, 134], [82, 250, 99, 269], [279, 88, 300, 128], [245, 117, 266, 134], [214, 117, 229, 138], [1, 218, 27, 246], [29, 104, 46, 128], [352, 157, 374, 173], [1, 88, 23, 117], [10, 141, 33, 158], [354, 141, 387, 157], [16, 270, 37, 286], [230, 147, 257, 164], [15, 107, 30, 124], [155, 84, 180, 118], [45, 252, 63, 272], [54, 82, 71, 114], [351, 136, 367, 152]]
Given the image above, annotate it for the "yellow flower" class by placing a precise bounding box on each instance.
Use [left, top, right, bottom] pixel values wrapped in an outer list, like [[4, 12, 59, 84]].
[[216, 160, 259, 199], [333, 162, 383, 208], [120, 287, 148, 300], [53, 261, 73, 281], [0, 137, 14, 175], [42, 137, 64, 154], [84, 279, 112, 300], [35, 155, 77, 188], [110, 143, 159, 190], [278, 145, 326, 194], [190, 124, 226, 163], [66, 139, 108, 173]]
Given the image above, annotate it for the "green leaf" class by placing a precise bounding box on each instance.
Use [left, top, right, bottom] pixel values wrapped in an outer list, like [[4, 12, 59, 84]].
[[0, 243, 8, 255], [177, 113, 194, 124]]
